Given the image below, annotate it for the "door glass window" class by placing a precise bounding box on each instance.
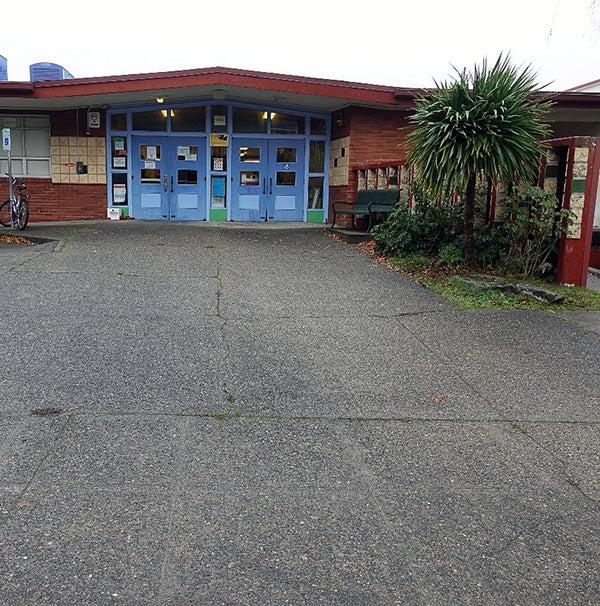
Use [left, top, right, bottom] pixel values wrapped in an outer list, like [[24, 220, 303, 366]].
[[141, 168, 161, 182], [309, 141, 325, 173], [178, 169, 198, 185], [271, 112, 305, 135], [240, 171, 260, 186], [310, 118, 326, 136], [233, 108, 268, 133], [276, 171, 296, 186], [308, 176, 324, 209], [132, 110, 167, 131], [140, 145, 161, 160], [276, 147, 296, 163], [176, 145, 198, 161], [240, 147, 260, 163], [111, 113, 127, 131], [171, 107, 206, 132]]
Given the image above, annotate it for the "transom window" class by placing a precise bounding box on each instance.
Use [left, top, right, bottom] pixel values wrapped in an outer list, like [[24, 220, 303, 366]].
[[0, 115, 50, 177]]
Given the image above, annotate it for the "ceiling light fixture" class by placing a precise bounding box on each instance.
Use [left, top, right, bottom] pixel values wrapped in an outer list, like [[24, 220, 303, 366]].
[[156, 96, 165, 104]]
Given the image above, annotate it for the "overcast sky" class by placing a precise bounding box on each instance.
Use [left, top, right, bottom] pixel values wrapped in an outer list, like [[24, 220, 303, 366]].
[[1, 0, 598, 90]]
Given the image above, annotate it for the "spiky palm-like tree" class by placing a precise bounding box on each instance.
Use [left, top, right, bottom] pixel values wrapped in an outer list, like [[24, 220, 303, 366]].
[[407, 55, 552, 264]]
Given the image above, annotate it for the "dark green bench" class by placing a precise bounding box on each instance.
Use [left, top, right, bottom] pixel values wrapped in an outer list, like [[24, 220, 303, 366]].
[[331, 189, 399, 231]]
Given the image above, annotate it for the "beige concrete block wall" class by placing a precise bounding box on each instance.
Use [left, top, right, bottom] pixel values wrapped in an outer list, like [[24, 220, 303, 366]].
[[50, 137, 107, 185], [329, 136, 350, 186]]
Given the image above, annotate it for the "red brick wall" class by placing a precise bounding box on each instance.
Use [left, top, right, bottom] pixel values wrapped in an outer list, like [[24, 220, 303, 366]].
[[0, 178, 106, 222], [0, 109, 108, 222], [329, 106, 411, 225]]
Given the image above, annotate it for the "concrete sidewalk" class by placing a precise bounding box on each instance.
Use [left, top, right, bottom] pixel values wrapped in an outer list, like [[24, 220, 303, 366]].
[[0, 221, 599, 605]]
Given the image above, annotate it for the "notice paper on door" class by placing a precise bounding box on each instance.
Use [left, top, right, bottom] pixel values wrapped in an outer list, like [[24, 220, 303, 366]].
[[144, 160, 156, 169], [146, 146, 157, 160], [113, 184, 127, 204], [177, 146, 190, 156]]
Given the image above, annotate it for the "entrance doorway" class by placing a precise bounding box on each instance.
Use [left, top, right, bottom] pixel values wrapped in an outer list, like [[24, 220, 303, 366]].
[[131, 136, 206, 220], [230, 138, 305, 221]]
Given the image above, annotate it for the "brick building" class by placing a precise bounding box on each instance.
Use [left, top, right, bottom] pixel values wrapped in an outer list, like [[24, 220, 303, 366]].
[[1, 65, 600, 226]]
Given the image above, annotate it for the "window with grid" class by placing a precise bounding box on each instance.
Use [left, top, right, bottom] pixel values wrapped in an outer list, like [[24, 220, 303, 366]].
[[0, 115, 51, 177]]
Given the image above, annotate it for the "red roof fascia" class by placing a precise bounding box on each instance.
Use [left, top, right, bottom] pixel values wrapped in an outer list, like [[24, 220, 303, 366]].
[[0, 81, 34, 97], [28, 66, 407, 105]]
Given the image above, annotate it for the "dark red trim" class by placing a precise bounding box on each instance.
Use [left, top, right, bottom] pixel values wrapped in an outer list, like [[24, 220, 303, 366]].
[[19, 67, 409, 106], [0, 81, 34, 97]]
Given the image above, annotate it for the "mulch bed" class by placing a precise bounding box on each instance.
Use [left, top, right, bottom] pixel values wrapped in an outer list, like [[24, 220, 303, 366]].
[[0, 234, 34, 246]]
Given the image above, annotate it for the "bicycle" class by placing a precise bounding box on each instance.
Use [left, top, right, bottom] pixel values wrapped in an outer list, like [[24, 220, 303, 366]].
[[0, 175, 29, 230]]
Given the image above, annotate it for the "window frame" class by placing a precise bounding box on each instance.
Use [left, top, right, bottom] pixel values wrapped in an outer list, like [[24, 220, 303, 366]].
[[0, 114, 51, 178]]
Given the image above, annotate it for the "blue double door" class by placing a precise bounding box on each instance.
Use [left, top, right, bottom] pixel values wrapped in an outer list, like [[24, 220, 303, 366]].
[[132, 136, 206, 220], [231, 138, 305, 221]]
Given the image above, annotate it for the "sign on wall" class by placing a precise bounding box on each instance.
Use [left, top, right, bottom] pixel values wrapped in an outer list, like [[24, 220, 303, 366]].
[[210, 133, 228, 147], [87, 111, 101, 129], [2, 128, 10, 150]]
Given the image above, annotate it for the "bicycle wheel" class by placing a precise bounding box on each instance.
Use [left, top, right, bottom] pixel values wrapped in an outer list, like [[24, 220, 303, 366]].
[[15, 199, 29, 231], [0, 200, 10, 227]]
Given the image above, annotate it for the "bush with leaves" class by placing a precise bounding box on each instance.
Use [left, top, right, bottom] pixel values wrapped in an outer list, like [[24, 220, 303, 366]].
[[372, 190, 464, 257], [501, 186, 572, 277]]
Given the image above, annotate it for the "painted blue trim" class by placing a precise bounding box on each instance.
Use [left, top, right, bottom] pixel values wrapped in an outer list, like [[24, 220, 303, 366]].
[[106, 100, 331, 223]]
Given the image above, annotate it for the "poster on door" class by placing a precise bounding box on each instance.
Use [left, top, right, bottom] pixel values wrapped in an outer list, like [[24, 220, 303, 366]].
[[113, 184, 127, 205], [146, 146, 157, 160]]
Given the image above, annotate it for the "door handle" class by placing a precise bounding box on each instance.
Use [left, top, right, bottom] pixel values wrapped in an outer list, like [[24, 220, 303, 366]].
[[170, 175, 174, 192], [269, 177, 272, 195], [163, 176, 168, 192]]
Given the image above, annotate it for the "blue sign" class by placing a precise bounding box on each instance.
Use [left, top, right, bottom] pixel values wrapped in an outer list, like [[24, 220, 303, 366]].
[[2, 128, 10, 151]]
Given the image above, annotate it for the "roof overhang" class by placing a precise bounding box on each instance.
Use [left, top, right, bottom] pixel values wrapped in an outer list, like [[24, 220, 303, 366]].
[[0, 66, 417, 112]]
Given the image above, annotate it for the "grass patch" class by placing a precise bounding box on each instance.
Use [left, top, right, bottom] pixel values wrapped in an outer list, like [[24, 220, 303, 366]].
[[386, 255, 600, 311], [422, 274, 600, 310]]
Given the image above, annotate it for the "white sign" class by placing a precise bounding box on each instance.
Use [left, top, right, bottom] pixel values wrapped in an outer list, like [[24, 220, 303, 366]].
[[213, 115, 226, 126], [114, 137, 125, 151], [107, 208, 121, 220], [113, 184, 127, 204], [113, 157, 126, 168], [184, 154, 197, 161], [213, 157, 224, 171], [87, 111, 101, 129], [146, 146, 157, 160], [144, 160, 156, 169], [177, 145, 190, 156], [2, 128, 10, 151]]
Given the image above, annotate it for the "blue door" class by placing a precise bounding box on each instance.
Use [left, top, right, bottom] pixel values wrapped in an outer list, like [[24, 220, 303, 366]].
[[268, 139, 305, 221], [132, 136, 206, 221], [132, 136, 169, 220], [230, 139, 269, 221], [169, 136, 206, 221]]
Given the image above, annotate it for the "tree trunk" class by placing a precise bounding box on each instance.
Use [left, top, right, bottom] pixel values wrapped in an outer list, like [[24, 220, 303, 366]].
[[464, 173, 477, 265]]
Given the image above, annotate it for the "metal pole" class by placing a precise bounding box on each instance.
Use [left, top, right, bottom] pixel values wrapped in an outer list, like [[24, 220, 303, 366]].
[[7, 136, 12, 227]]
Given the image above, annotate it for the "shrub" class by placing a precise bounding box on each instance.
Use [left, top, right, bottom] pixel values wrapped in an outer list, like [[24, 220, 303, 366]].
[[501, 186, 572, 277], [372, 190, 464, 257], [474, 227, 509, 268], [437, 243, 464, 268]]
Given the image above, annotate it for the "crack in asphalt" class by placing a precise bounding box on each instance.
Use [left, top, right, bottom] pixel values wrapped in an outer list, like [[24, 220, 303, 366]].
[[214, 230, 240, 414], [18, 413, 73, 496]]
